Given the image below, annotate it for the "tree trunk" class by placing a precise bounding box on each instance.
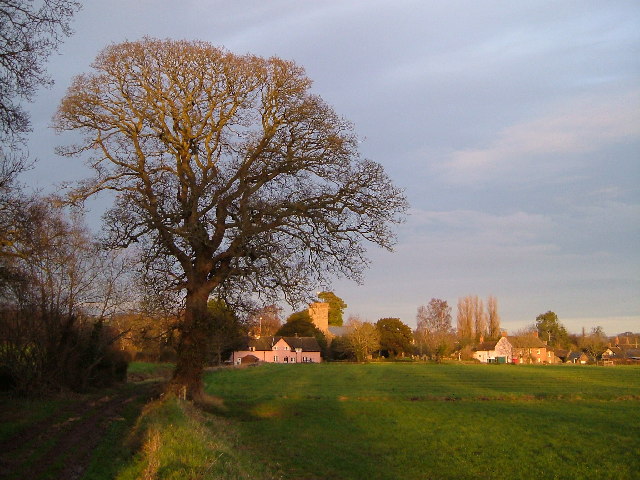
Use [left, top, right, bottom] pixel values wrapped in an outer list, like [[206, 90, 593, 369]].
[[170, 286, 211, 401]]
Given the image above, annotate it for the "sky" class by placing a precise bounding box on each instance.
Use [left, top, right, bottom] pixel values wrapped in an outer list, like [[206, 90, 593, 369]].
[[22, 0, 640, 335]]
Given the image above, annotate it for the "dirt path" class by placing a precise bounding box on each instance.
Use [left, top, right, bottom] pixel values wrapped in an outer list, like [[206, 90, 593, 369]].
[[0, 380, 163, 480]]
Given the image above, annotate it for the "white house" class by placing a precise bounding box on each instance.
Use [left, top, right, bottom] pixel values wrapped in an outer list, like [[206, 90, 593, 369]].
[[473, 336, 513, 363]]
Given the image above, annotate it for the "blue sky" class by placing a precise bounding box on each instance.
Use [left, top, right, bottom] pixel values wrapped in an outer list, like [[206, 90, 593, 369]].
[[23, 0, 639, 334]]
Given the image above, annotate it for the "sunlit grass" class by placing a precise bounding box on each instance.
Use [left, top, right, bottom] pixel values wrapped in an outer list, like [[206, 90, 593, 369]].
[[205, 363, 640, 480], [113, 395, 280, 480]]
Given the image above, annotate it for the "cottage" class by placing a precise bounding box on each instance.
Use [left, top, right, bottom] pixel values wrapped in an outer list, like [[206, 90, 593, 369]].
[[231, 336, 322, 365], [568, 351, 590, 364], [508, 333, 555, 364], [473, 336, 513, 363], [602, 345, 640, 363]]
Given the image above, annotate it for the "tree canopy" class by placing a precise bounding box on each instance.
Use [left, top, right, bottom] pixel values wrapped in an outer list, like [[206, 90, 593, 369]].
[[535, 311, 569, 348], [376, 317, 413, 358], [344, 316, 379, 362], [53, 38, 407, 398], [318, 291, 347, 326]]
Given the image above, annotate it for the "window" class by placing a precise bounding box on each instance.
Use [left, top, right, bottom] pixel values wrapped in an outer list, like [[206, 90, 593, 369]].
[[284, 346, 289, 351], [273, 355, 278, 362], [273, 346, 278, 350], [537, 349, 540, 355], [249, 346, 255, 352]]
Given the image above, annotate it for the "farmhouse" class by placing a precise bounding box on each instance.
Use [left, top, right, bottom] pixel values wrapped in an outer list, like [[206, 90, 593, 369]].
[[473, 335, 513, 363], [231, 336, 322, 365], [509, 332, 556, 364]]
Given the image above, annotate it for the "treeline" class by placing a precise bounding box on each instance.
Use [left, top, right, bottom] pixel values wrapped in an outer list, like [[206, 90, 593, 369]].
[[328, 296, 501, 362]]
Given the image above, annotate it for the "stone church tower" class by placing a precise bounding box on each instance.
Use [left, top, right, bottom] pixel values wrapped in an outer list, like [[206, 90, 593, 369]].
[[308, 302, 329, 334]]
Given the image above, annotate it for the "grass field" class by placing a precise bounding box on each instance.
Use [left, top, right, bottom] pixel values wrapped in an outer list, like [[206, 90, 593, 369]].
[[205, 363, 640, 480], [2, 362, 639, 479]]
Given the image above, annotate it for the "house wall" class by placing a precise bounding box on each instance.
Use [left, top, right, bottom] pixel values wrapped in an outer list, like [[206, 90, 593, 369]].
[[494, 337, 512, 360], [473, 337, 513, 363], [513, 347, 551, 364], [232, 337, 322, 365]]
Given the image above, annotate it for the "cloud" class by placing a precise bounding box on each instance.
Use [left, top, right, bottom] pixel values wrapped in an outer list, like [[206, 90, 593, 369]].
[[403, 208, 556, 250], [439, 89, 640, 185]]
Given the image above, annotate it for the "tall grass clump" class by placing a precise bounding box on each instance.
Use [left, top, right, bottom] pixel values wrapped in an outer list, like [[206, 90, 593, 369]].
[[114, 395, 280, 480]]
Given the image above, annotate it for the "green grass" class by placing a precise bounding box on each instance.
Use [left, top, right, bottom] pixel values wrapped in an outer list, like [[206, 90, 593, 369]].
[[4, 362, 638, 479], [127, 361, 174, 380], [111, 395, 280, 480], [204, 363, 640, 480]]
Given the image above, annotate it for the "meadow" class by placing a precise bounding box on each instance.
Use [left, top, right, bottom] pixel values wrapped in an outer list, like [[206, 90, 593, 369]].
[[2, 362, 639, 479], [205, 363, 640, 480]]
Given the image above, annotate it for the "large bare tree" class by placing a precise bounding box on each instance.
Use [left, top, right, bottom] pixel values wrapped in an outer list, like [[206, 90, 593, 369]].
[[54, 38, 407, 398]]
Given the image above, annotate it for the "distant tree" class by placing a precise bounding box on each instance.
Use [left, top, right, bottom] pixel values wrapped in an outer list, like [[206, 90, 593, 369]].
[[328, 334, 351, 360], [54, 38, 407, 399], [417, 298, 452, 334], [344, 315, 379, 362], [248, 304, 282, 337], [113, 312, 177, 362], [486, 295, 500, 339], [207, 299, 244, 365], [472, 296, 486, 341], [284, 309, 312, 326], [0, 0, 81, 140], [535, 311, 569, 348], [376, 317, 413, 358], [318, 291, 347, 326], [456, 296, 473, 342], [580, 326, 608, 362], [416, 298, 454, 361]]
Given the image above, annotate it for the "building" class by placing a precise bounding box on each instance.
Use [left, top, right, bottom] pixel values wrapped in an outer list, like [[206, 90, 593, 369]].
[[231, 336, 322, 365], [473, 335, 513, 363], [509, 332, 556, 364]]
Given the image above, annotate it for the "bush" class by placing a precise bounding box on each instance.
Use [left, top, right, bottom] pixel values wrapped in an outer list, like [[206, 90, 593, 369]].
[[0, 308, 129, 395]]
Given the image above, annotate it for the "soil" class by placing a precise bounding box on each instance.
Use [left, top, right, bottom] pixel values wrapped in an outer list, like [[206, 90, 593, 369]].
[[0, 379, 164, 480]]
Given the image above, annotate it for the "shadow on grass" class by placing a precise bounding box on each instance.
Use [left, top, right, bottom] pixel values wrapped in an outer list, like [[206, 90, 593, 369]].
[[203, 365, 640, 480]]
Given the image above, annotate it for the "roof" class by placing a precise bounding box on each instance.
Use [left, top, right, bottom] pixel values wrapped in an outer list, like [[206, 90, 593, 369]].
[[474, 340, 500, 352], [242, 336, 321, 352], [622, 348, 640, 359], [508, 335, 548, 348], [568, 351, 589, 361]]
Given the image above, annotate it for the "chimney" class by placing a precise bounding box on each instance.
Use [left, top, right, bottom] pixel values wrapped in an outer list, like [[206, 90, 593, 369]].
[[479, 335, 484, 343], [501, 330, 508, 337], [532, 331, 538, 338]]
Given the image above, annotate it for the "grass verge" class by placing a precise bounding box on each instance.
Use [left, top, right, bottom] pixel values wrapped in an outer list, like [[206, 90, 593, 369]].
[[111, 394, 281, 480]]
